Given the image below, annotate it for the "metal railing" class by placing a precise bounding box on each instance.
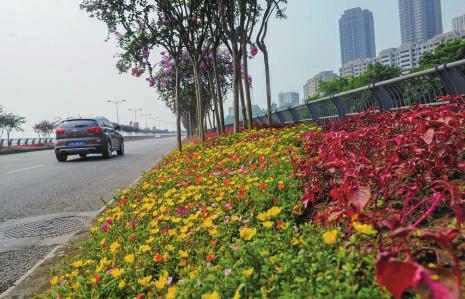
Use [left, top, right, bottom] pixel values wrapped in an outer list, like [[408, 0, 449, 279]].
[[0, 133, 181, 148], [228, 59, 465, 126]]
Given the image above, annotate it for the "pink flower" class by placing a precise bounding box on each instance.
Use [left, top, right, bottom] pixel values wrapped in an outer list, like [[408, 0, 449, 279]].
[[106, 218, 113, 225], [131, 220, 137, 228], [101, 225, 108, 232], [250, 47, 258, 56]]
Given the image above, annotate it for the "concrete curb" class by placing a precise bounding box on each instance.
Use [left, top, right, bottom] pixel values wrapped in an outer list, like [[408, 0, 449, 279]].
[[0, 152, 170, 299]]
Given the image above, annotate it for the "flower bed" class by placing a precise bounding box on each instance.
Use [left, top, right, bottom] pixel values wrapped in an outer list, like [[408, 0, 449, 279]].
[[46, 125, 385, 298], [298, 96, 465, 298]]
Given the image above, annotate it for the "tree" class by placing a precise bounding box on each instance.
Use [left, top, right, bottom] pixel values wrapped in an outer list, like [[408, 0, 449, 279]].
[[0, 106, 5, 140], [3, 113, 26, 146], [256, 0, 287, 125], [33, 120, 56, 139], [313, 63, 401, 101], [418, 39, 465, 69]]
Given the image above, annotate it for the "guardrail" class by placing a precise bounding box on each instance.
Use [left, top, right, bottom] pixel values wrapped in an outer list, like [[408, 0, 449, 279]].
[[227, 59, 465, 126], [0, 133, 181, 148]]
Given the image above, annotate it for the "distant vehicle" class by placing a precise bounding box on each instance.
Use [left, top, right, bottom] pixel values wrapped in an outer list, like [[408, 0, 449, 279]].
[[54, 116, 124, 162]]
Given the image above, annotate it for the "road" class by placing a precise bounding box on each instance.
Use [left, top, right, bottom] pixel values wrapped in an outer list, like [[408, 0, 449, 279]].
[[0, 137, 177, 294]]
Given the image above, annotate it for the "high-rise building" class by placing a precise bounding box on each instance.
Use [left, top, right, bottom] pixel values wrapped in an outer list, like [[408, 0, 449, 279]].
[[377, 30, 465, 70], [278, 92, 300, 108], [398, 0, 443, 44], [339, 7, 376, 65], [453, 14, 465, 32], [303, 71, 337, 99], [340, 58, 374, 77]]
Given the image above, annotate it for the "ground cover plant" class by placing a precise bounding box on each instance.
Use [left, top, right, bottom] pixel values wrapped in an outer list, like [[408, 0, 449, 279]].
[[45, 125, 386, 298], [297, 95, 465, 298]]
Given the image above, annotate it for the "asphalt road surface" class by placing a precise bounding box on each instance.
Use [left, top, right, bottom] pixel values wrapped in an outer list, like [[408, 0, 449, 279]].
[[0, 137, 177, 294]]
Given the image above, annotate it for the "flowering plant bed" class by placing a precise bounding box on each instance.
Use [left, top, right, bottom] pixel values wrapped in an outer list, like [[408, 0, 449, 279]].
[[45, 125, 386, 298], [298, 96, 465, 298]]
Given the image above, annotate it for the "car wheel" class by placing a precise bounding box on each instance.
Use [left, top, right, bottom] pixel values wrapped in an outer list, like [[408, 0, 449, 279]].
[[117, 140, 125, 156], [56, 152, 67, 162], [102, 140, 112, 159], [79, 153, 87, 158]]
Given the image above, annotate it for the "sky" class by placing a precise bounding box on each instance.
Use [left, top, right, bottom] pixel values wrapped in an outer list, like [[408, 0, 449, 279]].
[[1, 0, 464, 137]]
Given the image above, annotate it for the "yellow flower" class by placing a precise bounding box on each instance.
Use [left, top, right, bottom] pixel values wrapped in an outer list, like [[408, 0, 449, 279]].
[[166, 244, 175, 251], [242, 268, 254, 277], [178, 250, 189, 258], [138, 275, 152, 287], [124, 254, 135, 264], [202, 291, 221, 299], [167, 287, 178, 299], [71, 260, 84, 268], [50, 276, 59, 286], [139, 245, 152, 252], [231, 215, 239, 221], [118, 280, 126, 289], [240, 227, 257, 241], [110, 241, 120, 254], [322, 230, 338, 245], [257, 212, 268, 222], [353, 222, 377, 235], [262, 221, 274, 228], [154, 271, 168, 290], [267, 206, 282, 218], [72, 281, 80, 290], [203, 219, 214, 228], [111, 268, 124, 279]]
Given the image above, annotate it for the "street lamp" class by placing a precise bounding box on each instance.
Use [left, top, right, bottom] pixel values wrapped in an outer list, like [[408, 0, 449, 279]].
[[141, 113, 152, 132], [128, 108, 143, 125], [106, 100, 126, 124]]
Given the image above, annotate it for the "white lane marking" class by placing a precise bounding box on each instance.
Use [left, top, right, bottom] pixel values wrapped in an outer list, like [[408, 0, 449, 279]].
[[6, 164, 44, 174]]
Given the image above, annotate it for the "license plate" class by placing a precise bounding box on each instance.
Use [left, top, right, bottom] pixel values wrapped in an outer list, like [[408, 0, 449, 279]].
[[67, 141, 86, 147]]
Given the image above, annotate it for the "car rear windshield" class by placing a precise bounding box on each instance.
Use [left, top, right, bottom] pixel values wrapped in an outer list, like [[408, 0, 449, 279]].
[[59, 120, 97, 128]]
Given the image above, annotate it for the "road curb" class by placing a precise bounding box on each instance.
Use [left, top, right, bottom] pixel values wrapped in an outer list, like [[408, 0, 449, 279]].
[[0, 152, 171, 298]]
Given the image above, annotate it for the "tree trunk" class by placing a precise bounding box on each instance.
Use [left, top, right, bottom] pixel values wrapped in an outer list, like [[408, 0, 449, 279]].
[[232, 47, 240, 133], [174, 62, 182, 152], [242, 43, 253, 129], [208, 72, 221, 134], [238, 71, 248, 128], [262, 45, 273, 126], [192, 62, 205, 143], [212, 52, 225, 133]]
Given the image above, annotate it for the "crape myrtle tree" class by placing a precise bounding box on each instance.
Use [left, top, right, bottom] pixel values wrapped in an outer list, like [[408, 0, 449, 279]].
[[81, 0, 187, 151], [33, 120, 56, 139], [155, 0, 218, 143], [255, 0, 287, 125], [153, 50, 232, 136]]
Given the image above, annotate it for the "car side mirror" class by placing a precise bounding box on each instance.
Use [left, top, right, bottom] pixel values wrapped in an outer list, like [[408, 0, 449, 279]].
[[115, 125, 121, 131]]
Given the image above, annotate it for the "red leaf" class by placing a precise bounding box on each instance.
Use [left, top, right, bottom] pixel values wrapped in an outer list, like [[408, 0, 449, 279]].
[[376, 253, 419, 299], [349, 184, 371, 212], [451, 202, 465, 227], [422, 128, 435, 145]]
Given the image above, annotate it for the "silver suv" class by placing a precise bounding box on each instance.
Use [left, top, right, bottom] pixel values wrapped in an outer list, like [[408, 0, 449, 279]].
[[54, 117, 124, 162]]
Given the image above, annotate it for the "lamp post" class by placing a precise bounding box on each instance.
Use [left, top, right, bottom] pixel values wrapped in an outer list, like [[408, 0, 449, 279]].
[[141, 113, 152, 132], [128, 108, 143, 126], [106, 100, 126, 124]]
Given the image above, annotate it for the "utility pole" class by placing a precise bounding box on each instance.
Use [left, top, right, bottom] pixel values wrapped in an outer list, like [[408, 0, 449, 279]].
[[106, 100, 126, 124]]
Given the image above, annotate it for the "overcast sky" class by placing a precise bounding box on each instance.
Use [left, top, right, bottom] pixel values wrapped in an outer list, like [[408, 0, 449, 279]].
[[1, 0, 464, 137]]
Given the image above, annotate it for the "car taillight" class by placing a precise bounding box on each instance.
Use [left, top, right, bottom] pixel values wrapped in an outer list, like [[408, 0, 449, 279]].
[[55, 129, 65, 134], [87, 127, 102, 133]]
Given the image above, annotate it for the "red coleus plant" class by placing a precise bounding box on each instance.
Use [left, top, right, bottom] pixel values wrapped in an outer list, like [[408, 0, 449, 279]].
[[297, 95, 465, 298]]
